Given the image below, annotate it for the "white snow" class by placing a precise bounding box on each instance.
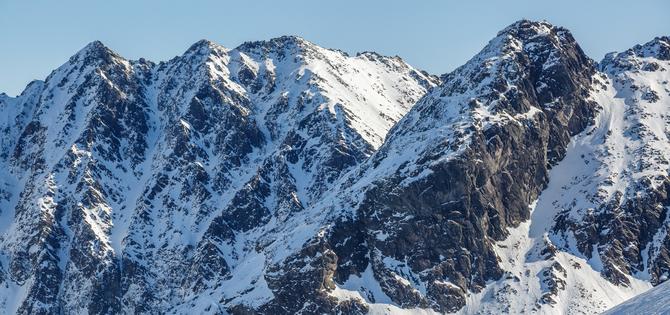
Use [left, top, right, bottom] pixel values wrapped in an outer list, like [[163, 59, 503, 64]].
[[603, 280, 670, 314]]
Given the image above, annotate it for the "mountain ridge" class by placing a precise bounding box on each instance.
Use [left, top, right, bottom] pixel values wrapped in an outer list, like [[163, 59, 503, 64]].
[[0, 19, 669, 314], [0, 28, 437, 314]]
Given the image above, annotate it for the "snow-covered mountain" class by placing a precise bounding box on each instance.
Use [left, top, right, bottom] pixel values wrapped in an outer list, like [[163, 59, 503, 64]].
[[0, 20, 669, 314], [0, 36, 436, 314]]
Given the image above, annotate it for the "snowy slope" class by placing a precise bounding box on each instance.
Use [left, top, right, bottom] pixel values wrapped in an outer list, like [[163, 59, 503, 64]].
[[604, 280, 670, 315]]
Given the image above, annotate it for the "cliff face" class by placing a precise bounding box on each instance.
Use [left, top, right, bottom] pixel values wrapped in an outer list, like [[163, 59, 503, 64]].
[[319, 20, 598, 313]]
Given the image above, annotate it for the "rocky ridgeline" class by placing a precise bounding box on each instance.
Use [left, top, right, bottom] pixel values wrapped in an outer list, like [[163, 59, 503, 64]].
[[0, 35, 436, 314], [0, 20, 669, 315]]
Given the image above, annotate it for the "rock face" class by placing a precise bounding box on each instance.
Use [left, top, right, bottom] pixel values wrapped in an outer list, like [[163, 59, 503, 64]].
[[454, 35, 670, 314], [313, 20, 599, 313], [0, 20, 669, 314]]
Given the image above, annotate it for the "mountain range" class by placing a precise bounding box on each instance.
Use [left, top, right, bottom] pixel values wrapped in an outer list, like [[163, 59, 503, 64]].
[[0, 19, 669, 314]]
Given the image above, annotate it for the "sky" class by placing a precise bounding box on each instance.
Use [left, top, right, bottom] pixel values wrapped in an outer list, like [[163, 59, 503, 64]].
[[1, 0, 669, 96]]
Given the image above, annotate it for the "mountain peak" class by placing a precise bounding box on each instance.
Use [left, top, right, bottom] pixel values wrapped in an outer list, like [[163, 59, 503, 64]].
[[355, 50, 400, 60], [263, 35, 311, 47], [441, 19, 587, 93], [633, 35, 670, 60], [493, 19, 578, 49], [601, 35, 670, 71], [498, 19, 555, 35], [68, 40, 120, 67], [82, 40, 108, 52], [76, 40, 113, 57], [465, 20, 565, 61], [184, 39, 228, 57], [235, 35, 317, 56]]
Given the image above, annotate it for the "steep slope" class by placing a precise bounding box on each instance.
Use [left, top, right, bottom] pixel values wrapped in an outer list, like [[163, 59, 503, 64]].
[[0, 37, 437, 314], [0, 42, 150, 314]]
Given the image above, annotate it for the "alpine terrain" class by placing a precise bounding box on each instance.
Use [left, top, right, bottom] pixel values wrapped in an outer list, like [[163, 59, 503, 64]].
[[0, 20, 669, 314]]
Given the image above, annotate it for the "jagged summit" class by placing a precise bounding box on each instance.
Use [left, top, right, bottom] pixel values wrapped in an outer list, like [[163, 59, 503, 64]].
[[233, 35, 314, 59], [601, 35, 670, 72], [68, 40, 120, 65], [497, 19, 553, 37], [390, 18, 593, 151], [354, 50, 406, 64], [183, 39, 229, 58], [603, 35, 670, 67], [79, 40, 109, 53], [236, 34, 311, 51], [447, 19, 587, 75], [630, 35, 670, 60]]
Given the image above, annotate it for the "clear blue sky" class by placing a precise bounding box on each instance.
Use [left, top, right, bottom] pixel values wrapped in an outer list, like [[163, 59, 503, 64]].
[[1, 0, 669, 96]]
